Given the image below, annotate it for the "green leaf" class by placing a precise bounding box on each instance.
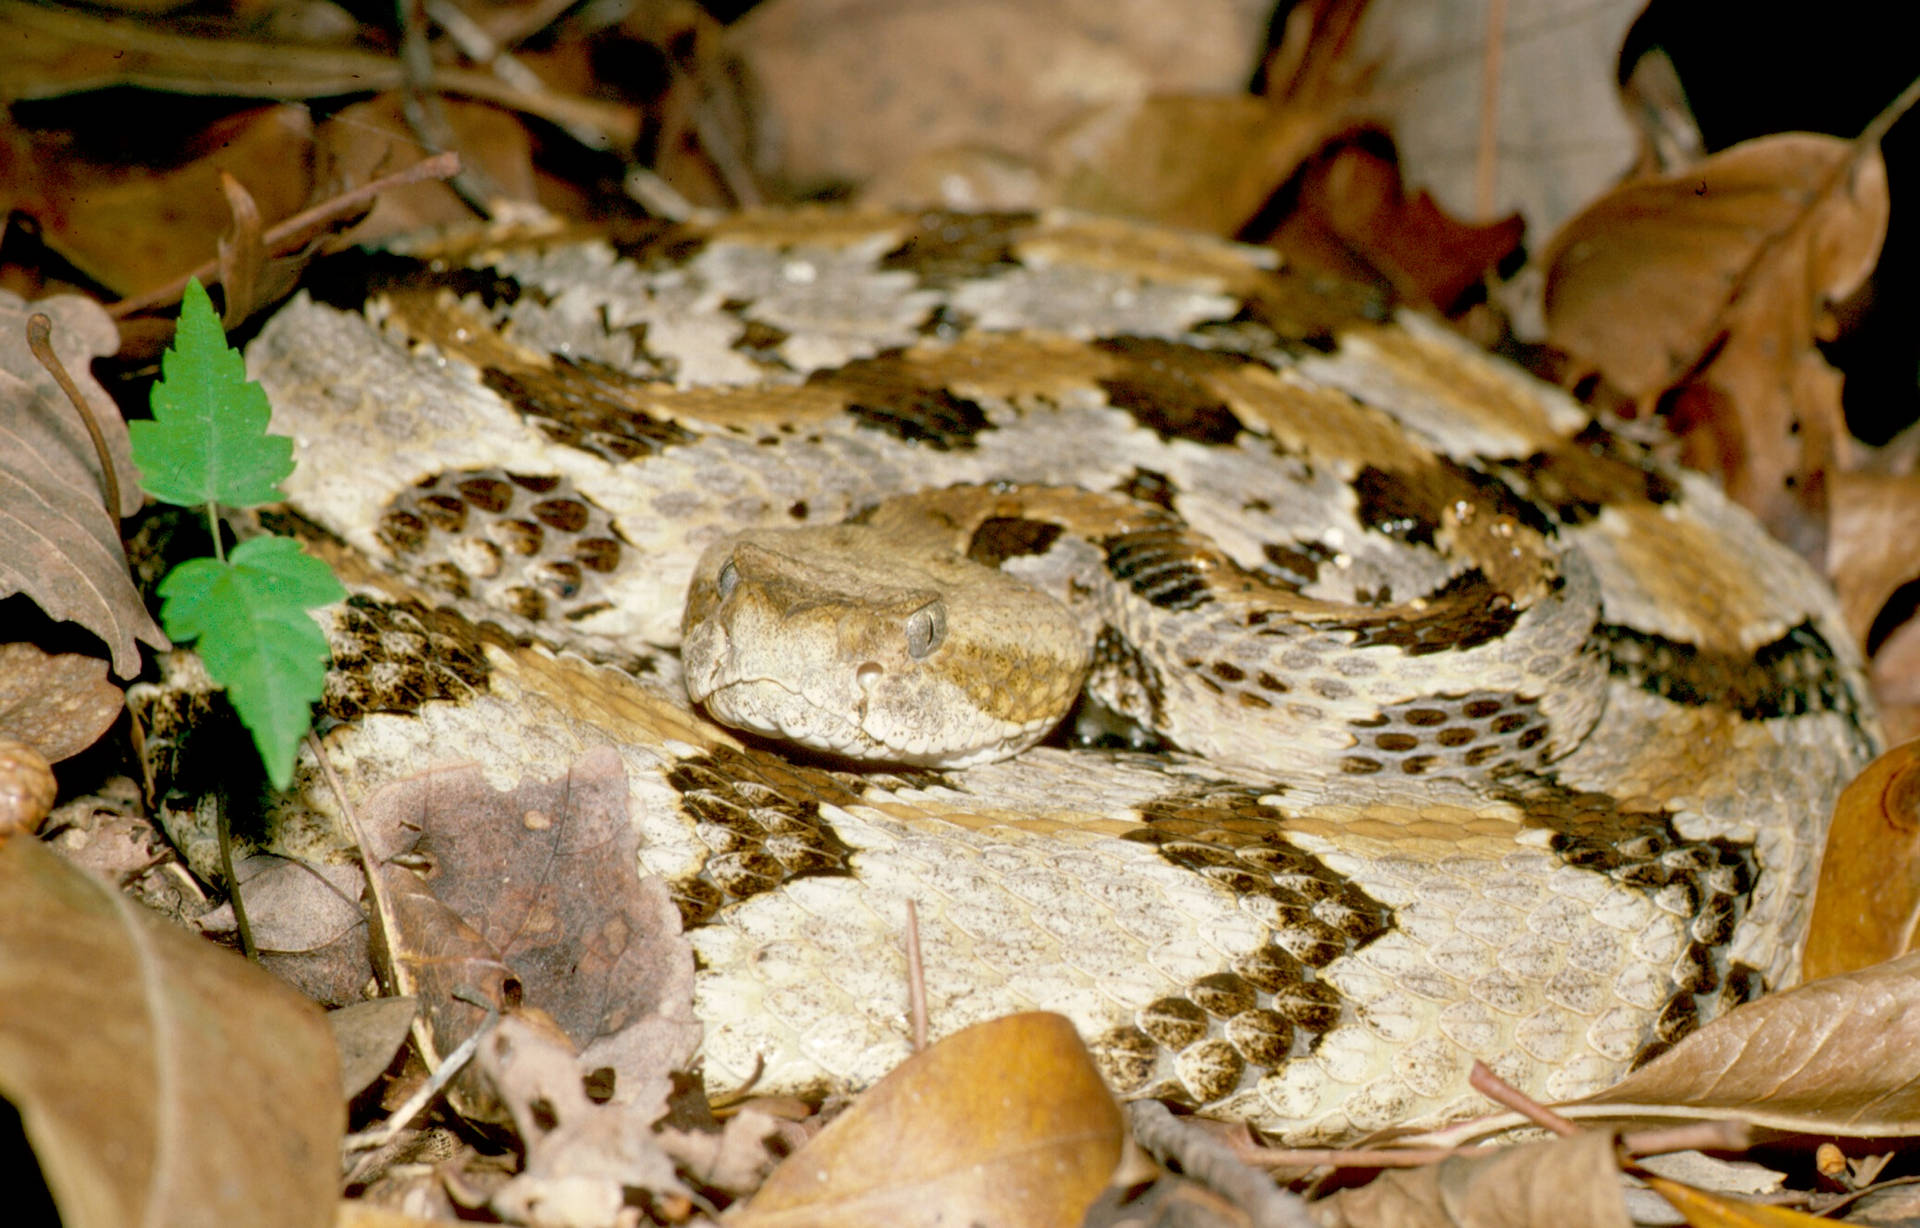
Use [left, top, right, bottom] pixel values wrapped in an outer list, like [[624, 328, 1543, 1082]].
[[130, 278, 295, 509], [157, 536, 346, 789]]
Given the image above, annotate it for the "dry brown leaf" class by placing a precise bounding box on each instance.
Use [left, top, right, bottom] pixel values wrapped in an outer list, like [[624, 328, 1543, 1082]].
[[0, 642, 122, 763], [1565, 949, 1920, 1134], [478, 1011, 700, 1226], [1313, 1130, 1631, 1228], [0, 836, 342, 1228], [1829, 470, 1920, 644], [314, 96, 541, 246], [224, 852, 373, 1006], [736, 1011, 1124, 1228], [728, 0, 1274, 193], [1804, 741, 1920, 979], [1875, 619, 1920, 748], [0, 0, 637, 145], [1645, 1176, 1833, 1227], [361, 748, 699, 1106], [0, 104, 315, 298], [1346, 0, 1648, 244], [1542, 133, 1889, 552], [0, 291, 164, 677], [1261, 130, 1526, 311], [329, 996, 419, 1101], [1041, 95, 1337, 235]]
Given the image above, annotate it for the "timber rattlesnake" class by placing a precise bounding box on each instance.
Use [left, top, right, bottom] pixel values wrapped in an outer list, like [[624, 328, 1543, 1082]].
[[244, 208, 1878, 1143]]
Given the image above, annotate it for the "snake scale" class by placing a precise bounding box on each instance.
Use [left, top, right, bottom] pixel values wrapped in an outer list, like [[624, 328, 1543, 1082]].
[[246, 208, 1879, 1143]]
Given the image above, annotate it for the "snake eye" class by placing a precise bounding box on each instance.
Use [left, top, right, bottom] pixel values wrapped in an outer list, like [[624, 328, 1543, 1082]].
[[904, 600, 946, 660], [715, 558, 739, 601]]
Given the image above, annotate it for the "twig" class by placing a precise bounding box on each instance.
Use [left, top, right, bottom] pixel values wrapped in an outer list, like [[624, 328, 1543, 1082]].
[[108, 152, 462, 320], [1237, 1143, 1469, 1170], [308, 731, 405, 997], [342, 990, 497, 1168], [1474, 0, 1507, 220], [214, 791, 257, 961], [25, 313, 122, 523], [1469, 1061, 1580, 1137], [1126, 1101, 1320, 1228], [905, 899, 927, 1052], [1620, 1120, 1751, 1158]]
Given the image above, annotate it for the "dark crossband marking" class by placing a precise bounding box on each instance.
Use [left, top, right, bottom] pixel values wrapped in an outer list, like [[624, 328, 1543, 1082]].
[[1087, 785, 1392, 1105], [1500, 779, 1762, 1066], [966, 517, 1065, 567], [482, 358, 698, 461], [1091, 336, 1251, 445], [1305, 568, 1524, 656], [809, 354, 995, 450], [1596, 620, 1861, 724], [1102, 528, 1216, 611], [878, 209, 1034, 286], [663, 748, 868, 924], [320, 596, 504, 722], [1492, 422, 1682, 526]]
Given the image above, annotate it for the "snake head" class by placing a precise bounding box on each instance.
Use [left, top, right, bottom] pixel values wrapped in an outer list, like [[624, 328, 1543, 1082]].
[[682, 524, 1090, 767]]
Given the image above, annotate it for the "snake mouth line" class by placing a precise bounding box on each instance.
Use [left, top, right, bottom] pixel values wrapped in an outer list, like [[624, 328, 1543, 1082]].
[[699, 678, 877, 758]]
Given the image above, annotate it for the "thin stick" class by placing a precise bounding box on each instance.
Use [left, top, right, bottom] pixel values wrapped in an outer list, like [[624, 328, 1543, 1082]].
[[25, 313, 122, 522], [1238, 1144, 1467, 1170], [1473, 0, 1507, 220], [904, 899, 927, 1052], [1620, 1120, 1751, 1157], [108, 152, 462, 320], [1469, 1061, 1579, 1137], [1127, 1102, 1320, 1228]]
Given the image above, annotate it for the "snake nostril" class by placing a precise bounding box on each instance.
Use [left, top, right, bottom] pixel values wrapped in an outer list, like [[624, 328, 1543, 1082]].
[[856, 662, 883, 691]]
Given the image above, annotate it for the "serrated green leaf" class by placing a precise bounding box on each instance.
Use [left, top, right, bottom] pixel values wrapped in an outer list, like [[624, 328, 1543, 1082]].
[[157, 536, 346, 789], [130, 278, 295, 509]]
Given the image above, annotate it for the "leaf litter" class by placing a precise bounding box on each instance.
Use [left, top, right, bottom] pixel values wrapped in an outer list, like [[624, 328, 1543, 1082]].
[[5, 2, 1920, 1226]]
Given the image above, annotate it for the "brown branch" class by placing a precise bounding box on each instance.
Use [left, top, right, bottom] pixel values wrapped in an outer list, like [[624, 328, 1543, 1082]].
[[108, 151, 462, 321], [26, 313, 122, 524], [1619, 1120, 1751, 1157], [1469, 1061, 1580, 1137], [904, 898, 927, 1052]]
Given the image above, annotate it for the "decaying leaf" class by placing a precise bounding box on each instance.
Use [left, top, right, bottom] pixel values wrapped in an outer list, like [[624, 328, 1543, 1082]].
[[1542, 133, 1889, 552], [736, 1011, 1124, 1228], [1031, 95, 1336, 235], [478, 1011, 704, 1226], [1312, 1130, 1631, 1228], [727, 0, 1274, 193], [1345, 0, 1648, 245], [0, 836, 342, 1228], [1805, 741, 1920, 979], [1828, 468, 1920, 645], [0, 642, 123, 763], [223, 851, 372, 1007], [0, 103, 314, 298], [1564, 950, 1920, 1134], [0, 290, 164, 677], [1261, 129, 1526, 311], [360, 748, 701, 1114], [330, 996, 420, 1101]]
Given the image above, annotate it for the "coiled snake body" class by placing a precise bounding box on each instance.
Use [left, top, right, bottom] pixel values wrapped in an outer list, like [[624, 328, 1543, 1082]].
[[249, 209, 1878, 1143]]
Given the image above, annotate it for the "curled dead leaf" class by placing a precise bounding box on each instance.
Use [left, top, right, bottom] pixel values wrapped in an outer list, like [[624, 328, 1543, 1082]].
[[0, 643, 124, 764], [0, 837, 342, 1228], [736, 1011, 1124, 1228], [1805, 740, 1920, 979], [1313, 1130, 1631, 1228], [1542, 132, 1889, 551], [1565, 949, 1920, 1136]]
